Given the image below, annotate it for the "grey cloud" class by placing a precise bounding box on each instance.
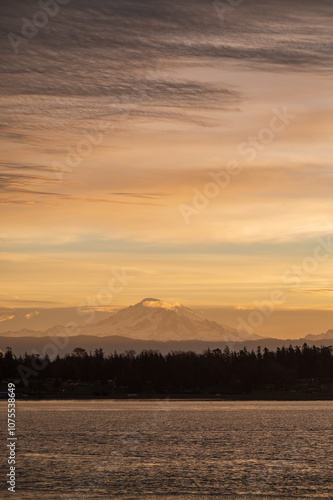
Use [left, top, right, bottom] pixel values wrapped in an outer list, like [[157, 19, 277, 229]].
[[0, 164, 68, 203], [0, 166, 167, 205], [1, 0, 331, 66], [0, 0, 331, 129], [1, 162, 58, 174], [0, 0, 331, 194]]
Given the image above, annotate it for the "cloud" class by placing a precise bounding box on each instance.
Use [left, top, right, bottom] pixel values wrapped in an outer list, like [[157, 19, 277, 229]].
[[0, 315, 15, 323], [0, 0, 331, 138], [0, 0, 331, 205], [0, 162, 170, 205], [0, 162, 64, 203], [288, 289, 333, 295], [25, 311, 39, 319], [143, 299, 181, 310]]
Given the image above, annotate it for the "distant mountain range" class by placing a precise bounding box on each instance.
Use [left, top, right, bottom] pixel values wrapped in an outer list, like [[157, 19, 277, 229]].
[[304, 329, 333, 341], [2, 334, 333, 359], [1, 298, 333, 358], [0, 298, 259, 342]]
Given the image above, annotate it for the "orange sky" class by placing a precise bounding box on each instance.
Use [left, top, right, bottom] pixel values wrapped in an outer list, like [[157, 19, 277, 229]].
[[1, 0, 333, 338]]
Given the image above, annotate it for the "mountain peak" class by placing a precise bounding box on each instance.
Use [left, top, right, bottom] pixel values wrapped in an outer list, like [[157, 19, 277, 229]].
[[139, 298, 182, 311], [86, 298, 254, 341]]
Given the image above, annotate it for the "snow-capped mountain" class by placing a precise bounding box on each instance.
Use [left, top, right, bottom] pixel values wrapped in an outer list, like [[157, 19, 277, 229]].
[[0, 299, 259, 342], [0, 326, 69, 338], [304, 329, 333, 341], [79, 298, 257, 341]]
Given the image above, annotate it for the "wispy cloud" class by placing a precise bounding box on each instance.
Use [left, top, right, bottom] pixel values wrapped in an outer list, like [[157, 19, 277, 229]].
[[0, 314, 15, 323], [289, 289, 333, 295], [1, 0, 331, 137], [25, 310, 39, 319]]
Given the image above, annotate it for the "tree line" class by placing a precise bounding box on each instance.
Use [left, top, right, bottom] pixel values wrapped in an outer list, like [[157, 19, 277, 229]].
[[1, 344, 333, 394]]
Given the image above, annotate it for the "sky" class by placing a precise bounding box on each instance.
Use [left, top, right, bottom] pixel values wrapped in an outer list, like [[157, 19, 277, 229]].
[[0, 0, 333, 339]]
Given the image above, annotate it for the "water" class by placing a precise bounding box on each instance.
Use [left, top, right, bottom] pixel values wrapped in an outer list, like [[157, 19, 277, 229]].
[[0, 400, 332, 499]]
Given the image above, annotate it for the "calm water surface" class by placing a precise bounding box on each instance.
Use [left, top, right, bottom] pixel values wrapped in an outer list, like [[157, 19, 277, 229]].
[[0, 400, 332, 499]]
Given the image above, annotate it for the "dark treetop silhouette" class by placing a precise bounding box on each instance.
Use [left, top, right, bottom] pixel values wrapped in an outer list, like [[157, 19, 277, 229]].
[[1, 344, 333, 398]]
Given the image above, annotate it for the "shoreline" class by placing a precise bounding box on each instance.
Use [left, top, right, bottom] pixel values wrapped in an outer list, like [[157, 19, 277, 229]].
[[3, 393, 333, 401]]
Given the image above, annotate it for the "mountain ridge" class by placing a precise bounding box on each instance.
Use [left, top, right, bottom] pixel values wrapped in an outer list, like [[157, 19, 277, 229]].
[[2, 334, 333, 359], [0, 298, 259, 342], [2, 299, 333, 348]]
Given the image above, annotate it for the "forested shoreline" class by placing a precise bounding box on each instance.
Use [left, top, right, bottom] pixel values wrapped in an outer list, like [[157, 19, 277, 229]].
[[1, 344, 333, 397]]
